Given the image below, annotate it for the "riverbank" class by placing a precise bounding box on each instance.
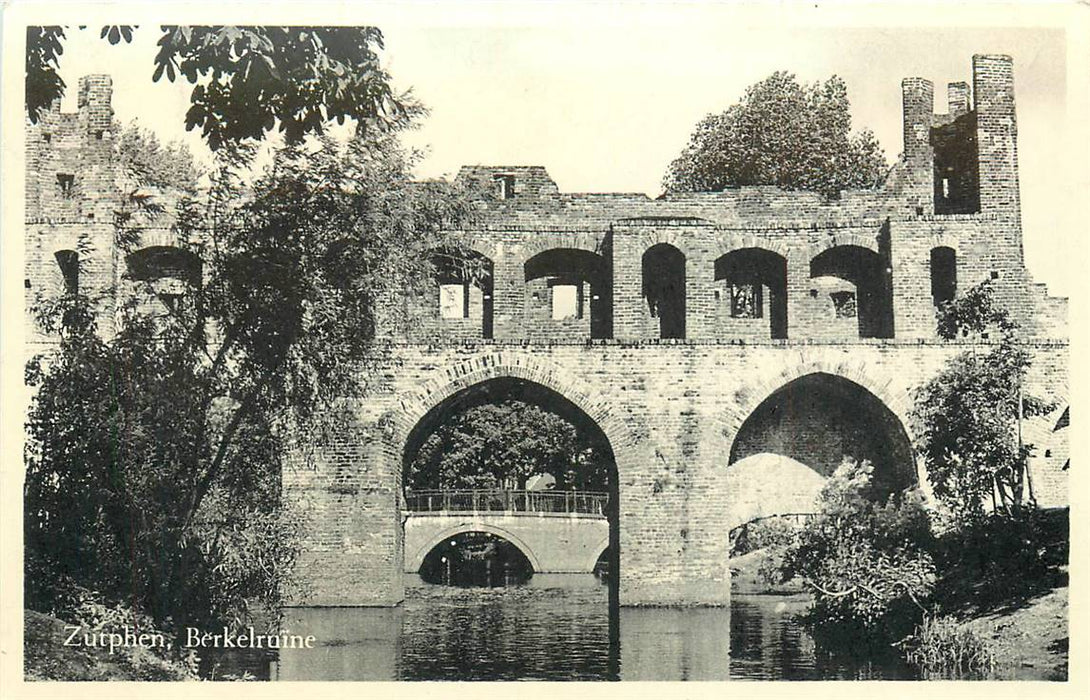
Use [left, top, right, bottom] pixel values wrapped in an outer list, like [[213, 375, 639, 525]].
[[729, 548, 1069, 680], [23, 609, 195, 681], [959, 585, 1068, 680]]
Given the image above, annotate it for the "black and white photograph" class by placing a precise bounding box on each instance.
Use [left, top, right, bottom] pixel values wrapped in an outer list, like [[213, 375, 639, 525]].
[[1, 1, 1085, 691]]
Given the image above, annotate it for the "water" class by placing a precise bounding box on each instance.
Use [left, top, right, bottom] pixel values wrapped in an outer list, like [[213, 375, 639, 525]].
[[216, 576, 918, 681]]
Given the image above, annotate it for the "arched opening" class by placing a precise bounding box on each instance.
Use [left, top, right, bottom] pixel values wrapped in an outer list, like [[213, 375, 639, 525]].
[[125, 245, 203, 315], [810, 245, 893, 339], [930, 246, 957, 309], [642, 244, 685, 339], [592, 546, 611, 581], [729, 373, 916, 501], [714, 248, 788, 339], [524, 249, 612, 339], [431, 247, 494, 338], [402, 376, 619, 589], [418, 531, 535, 587], [54, 249, 79, 295]]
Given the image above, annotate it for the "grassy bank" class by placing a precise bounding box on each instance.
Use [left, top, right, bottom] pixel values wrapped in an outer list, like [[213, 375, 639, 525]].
[[957, 584, 1068, 680], [24, 610, 195, 681]]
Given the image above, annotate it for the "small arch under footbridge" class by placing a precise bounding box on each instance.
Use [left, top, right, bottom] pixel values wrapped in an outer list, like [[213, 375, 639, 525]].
[[403, 489, 610, 574]]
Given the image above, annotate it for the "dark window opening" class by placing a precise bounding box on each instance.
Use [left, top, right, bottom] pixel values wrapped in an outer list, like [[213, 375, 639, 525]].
[[95, 130, 104, 140], [931, 112, 981, 214], [25, 278, 32, 289], [43, 133, 51, 143], [494, 174, 516, 200], [54, 250, 78, 294], [810, 245, 894, 339], [56, 173, 75, 198], [830, 291, 857, 318], [714, 248, 787, 339], [642, 244, 685, 338], [990, 270, 1000, 280], [731, 284, 762, 318], [930, 247, 957, 308], [432, 248, 495, 338], [1045, 449, 1052, 458], [125, 246, 204, 318]]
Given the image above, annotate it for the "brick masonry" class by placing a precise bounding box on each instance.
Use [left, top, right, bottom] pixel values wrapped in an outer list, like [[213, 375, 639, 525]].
[[26, 56, 1069, 607]]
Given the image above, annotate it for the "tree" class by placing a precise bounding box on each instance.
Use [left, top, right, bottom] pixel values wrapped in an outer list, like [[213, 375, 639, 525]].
[[26, 25, 411, 149], [663, 72, 887, 198], [910, 281, 1052, 523], [778, 458, 935, 644], [406, 400, 613, 491], [25, 128, 470, 639]]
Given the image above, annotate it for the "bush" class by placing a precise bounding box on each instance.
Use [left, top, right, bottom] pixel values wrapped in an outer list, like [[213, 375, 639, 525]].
[[932, 508, 1067, 613], [730, 516, 800, 557], [779, 458, 935, 642], [901, 615, 996, 679]]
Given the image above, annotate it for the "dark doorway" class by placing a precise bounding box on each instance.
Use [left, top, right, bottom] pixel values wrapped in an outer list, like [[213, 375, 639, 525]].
[[642, 244, 686, 339], [930, 247, 957, 308]]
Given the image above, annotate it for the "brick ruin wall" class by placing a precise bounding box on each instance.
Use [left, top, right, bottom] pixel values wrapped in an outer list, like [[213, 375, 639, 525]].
[[287, 340, 1068, 606], [24, 56, 1070, 606]]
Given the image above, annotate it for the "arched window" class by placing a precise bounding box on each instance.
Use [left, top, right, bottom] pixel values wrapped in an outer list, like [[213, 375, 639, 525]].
[[54, 250, 78, 294], [810, 245, 893, 338], [524, 249, 611, 339], [714, 248, 787, 339], [431, 247, 494, 339], [930, 246, 957, 308], [125, 246, 202, 313], [642, 244, 685, 339]]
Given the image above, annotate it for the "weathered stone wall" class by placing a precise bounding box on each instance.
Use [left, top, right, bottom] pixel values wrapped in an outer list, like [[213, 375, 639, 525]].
[[288, 339, 1068, 606]]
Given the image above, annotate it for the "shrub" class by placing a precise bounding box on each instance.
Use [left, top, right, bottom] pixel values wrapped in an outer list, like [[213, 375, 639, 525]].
[[901, 615, 996, 679], [780, 458, 936, 642], [932, 508, 1067, 613], [730, 516, 800, 557]]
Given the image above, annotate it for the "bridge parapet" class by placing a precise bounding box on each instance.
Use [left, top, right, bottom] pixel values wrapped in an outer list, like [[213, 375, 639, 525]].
[[405, 489, 608, 516]]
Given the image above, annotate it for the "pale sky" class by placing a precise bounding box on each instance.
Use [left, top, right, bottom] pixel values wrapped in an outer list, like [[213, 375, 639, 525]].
[[39, 5, 1078, 297]]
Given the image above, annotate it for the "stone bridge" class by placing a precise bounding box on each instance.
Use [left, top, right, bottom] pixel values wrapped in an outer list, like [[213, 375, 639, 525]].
[[279, 56, 1068, 609], [403, 512, 610, 574], [284, 341, 1068, 608], [402, 489, 611, 574]]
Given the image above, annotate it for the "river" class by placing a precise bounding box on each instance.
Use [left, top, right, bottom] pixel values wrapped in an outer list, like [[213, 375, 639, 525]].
[[212, 574, 918, 681]]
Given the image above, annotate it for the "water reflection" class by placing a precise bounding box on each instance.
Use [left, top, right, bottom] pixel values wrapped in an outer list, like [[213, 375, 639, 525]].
[[259, 577, 918, 681]]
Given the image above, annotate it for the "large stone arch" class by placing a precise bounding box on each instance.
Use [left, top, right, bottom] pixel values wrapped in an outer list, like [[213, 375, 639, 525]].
[[389, 353, 634, 584], [720, 355, 916, 446], [717, 361, 918, 528], [388, 352, 637, 463], [405, 522, 544, 574]]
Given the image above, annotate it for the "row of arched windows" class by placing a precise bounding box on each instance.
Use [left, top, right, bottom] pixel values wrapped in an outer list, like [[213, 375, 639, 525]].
[[44, 242, 957, 341], [429, 243, 957, 341]]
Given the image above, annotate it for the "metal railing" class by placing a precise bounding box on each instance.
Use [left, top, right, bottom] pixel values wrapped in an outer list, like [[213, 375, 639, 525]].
[[404, 489, 609, 516]]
